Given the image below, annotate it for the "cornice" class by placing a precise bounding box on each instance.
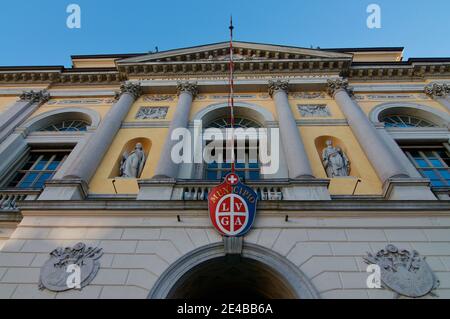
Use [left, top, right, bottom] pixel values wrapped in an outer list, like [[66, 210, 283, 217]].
[[0, 67, 123, 85], [348, 61, 450, 80], [117, 58, 352, 78], [1, 57, 450, 86], [17, 200, 450, 214]]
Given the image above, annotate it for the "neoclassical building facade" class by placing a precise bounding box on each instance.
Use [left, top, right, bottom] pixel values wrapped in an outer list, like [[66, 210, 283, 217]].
[[0, 42, 449, 299]]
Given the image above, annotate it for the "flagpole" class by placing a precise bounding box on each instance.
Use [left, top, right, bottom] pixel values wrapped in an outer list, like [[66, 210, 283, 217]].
[[229, 16, 236, 175]]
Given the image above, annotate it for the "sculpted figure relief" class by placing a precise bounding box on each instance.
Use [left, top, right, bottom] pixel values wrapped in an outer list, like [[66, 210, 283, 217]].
[[120, 143, 146, 178], [322, 140, 350, 177]]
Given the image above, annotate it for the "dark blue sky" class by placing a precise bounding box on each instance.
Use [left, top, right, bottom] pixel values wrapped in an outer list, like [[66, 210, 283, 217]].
[[0, 0, 449, 67]]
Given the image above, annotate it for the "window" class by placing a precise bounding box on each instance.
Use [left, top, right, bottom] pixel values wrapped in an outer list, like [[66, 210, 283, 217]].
[[40, 120, 89, 132], [403, 146, 450, 187], [205, 145, 260, 181], [7, 150, 71, 189], [207, 117, 261, 129], [204, 117, 261, 181], [381, 115, 437, 128]]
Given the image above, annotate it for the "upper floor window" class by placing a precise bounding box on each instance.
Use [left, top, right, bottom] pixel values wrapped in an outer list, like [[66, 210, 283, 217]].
[[403, 146, 450, 187], [207, 117, 261, 129], [204, 117, 262, 181], [205, 145, 260, 181], [40, 120, 89, 132], [381, 115, 437, 128], [7, 150, 71, 189]]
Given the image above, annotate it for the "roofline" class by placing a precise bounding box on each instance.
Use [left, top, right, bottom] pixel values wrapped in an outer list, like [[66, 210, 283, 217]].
[[69, 42, 406, 60], [0, 66, 64, 71], [323, 47, 404, 53], [71, 53, 144, 60]]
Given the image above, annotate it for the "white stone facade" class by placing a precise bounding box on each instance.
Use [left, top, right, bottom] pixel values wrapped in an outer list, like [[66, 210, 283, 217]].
[[1, 211, 450, 299]]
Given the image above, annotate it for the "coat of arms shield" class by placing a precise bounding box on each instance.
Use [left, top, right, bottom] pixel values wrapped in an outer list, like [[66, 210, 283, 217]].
[[208, 173, 258, 237]]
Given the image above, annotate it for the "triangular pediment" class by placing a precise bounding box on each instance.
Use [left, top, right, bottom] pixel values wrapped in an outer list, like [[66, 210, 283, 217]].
[[117, 41, 352, 65]]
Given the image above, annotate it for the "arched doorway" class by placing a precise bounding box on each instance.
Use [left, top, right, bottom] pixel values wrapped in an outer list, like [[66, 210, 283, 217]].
[[148, 242, 319, 299]]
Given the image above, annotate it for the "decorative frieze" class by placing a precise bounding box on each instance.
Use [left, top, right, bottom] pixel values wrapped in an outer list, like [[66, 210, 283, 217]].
[[39, 242, 103, 292], [290, 92, 326, 99], [364, 244, 439, 298], [298, 104, 331, 117], [326, 78, 353, 97], [143, 95, 176, 102], [176, 81, 198, 98], [47, 98, 114, 105], [136, 107, 169, 120], [19, 90, 50, 103], [424, 82, 450, 98], [209, 94, 256, 100], [268, 80, 289, 96]]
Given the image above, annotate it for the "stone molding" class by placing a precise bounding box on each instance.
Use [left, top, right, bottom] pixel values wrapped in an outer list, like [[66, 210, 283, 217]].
[[424, 82, 450, 98], [148, 242, 320, 299], [176, 81, 198, 98], [17, 199, 450, 214], [43, 179, 89, 198], [326, 78, 353, 97], [19, 90, 50, 103], [268, 80, 289, 96], [118, 83, 142, 99]]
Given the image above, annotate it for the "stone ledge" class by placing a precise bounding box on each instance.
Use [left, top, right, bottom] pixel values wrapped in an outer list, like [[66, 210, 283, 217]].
[[16, 199, 450, 214], [383, 178, 437, 200], [39, 179, 89, 201]]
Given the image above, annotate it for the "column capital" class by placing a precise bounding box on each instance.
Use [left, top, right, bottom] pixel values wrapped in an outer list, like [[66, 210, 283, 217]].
[[268, 80, 289, 97], [118, 82, 142, 100], [424, 82, 450, 98], [19, 90, 50, 103], [177, 81, 198, 98], [326, 78, 353, 97]]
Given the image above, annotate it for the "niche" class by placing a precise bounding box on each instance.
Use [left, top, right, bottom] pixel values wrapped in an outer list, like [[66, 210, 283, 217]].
[[314, 136, 359, 178], [109, 137, 151, 179]]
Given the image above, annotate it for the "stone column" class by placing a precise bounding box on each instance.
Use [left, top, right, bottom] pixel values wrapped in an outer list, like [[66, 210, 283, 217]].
[[153, 81, 198, 179], [425, 82, 450, 112], [375, 123, 422, 178], [64, 83, 142, 182], [328, 79, 409, 183], [0, 90, 50, 144], [39, 83, 142, 200], [269, 80, 314, 179]]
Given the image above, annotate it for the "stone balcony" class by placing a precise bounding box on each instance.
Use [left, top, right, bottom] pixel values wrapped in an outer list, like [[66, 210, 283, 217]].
[[0, 189, 41, 212], [172, 180, 284, 201], [138, 178, 331, 201]]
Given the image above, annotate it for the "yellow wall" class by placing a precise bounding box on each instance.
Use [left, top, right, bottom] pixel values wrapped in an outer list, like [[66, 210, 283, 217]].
[[89, 127, 168, 194], [88, 92, 386, 195], [2, 80, 448, 196], [27, 99, 114, 121], [0, 96, 18, 113], [301, 126, 382, 195]]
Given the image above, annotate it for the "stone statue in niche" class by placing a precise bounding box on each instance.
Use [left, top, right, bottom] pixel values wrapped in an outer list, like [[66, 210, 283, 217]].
[[119, 143, 146, 178], [322, 140, 350, 177]]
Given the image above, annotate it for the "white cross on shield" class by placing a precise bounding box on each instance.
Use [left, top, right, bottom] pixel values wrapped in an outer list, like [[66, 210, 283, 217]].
[[215, 194, 249, 236]]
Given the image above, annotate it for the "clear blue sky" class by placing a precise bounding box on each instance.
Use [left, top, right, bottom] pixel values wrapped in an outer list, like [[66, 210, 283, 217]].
[[0, 0, 449, 67]]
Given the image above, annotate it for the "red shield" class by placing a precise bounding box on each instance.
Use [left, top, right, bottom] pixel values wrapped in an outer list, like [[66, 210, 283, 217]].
[[208, 173, 257, 237]]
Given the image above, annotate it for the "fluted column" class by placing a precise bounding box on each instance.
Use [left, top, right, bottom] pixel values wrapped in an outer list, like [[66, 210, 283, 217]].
[[0, 90, 50, 144], [63, 83, 142, 183], [425, 82, 450, 112], [153, 81, 198, 179], [269, 80, 314, 179], [328, 79, 409, 183]]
